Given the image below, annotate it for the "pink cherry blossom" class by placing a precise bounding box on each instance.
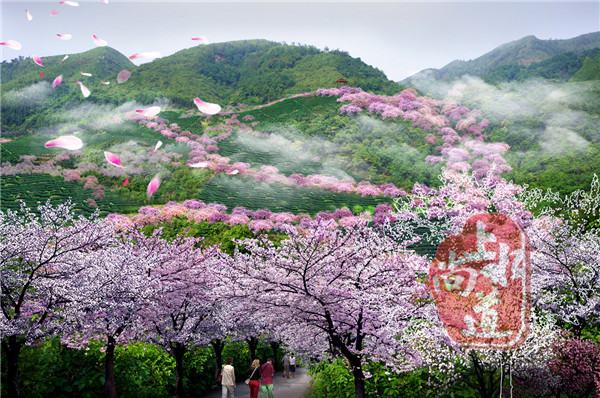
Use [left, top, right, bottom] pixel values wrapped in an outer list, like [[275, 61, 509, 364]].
[[104, 151, 124, 167], [147, 175, 161, 198], [33, 54, 43, 67], [92, 34, 108, 47], [129, 52, 161, 60], [193, 98, 221, 115], [52, 75, 63, 88], [45, 136, 83, 150], [117, 70, 131, 83], [0, 40, 22, 50], [75, 81, 90, 98]]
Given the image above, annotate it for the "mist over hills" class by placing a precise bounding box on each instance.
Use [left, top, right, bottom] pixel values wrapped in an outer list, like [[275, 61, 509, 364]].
[[404, 32, 600, 84]]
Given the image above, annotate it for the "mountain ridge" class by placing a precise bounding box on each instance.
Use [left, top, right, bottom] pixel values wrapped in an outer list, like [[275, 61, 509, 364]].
[[404, 31, 600, 83]]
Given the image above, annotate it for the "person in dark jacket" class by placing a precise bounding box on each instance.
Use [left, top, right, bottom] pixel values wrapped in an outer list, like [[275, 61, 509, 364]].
[[245, 359, 261, 398]]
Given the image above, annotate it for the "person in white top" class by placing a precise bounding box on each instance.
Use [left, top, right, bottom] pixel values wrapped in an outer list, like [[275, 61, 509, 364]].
[[289, 355, 296, 379], [221, 357, 236, 398]]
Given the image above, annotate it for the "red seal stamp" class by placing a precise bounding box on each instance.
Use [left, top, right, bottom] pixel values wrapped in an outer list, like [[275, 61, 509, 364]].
[[429, 213, 531, 349]]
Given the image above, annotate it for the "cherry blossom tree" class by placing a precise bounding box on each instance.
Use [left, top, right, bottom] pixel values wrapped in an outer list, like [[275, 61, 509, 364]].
[[522, 175, 600, 337], [0, 200, 113, 398], [130, 229, 221, 398], [548, 335, 600, 397], [411, 311, 561, 398], [64, 237, 156, 398], [223, 221, 434, 398]]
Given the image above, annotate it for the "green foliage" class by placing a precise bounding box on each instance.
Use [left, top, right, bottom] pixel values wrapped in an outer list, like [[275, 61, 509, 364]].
[[572, 53, 600, 82], [308, 359, 440, 398], [0, 338, 178, 398]]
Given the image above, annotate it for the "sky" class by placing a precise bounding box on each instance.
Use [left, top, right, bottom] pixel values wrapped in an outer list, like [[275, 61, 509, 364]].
[[2, 1, 599, 81]]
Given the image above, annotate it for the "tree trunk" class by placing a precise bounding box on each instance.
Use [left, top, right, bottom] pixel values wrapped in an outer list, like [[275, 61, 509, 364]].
[[211, 339, 225, 379], [246, 336, 259, 362], [349, 357, 366, 398], [105, 335, 118, 398], [173, 343, 186, 398], [2, 336, 24, 398], [269, 341, 280, 371]]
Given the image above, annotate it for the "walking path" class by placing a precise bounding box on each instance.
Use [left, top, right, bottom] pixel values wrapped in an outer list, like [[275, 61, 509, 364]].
[[200, 367, 312, 398]]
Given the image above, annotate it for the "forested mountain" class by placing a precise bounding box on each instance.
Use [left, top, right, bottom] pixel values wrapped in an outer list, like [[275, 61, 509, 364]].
[[93, 39, 402, 106], [1, 40, 402, 133], [405, 32, 600, 83], [0, 47, 134, 91]]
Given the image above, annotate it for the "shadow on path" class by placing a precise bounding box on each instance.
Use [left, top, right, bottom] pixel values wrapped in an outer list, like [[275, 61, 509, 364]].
[[199, 367, 312, 398]]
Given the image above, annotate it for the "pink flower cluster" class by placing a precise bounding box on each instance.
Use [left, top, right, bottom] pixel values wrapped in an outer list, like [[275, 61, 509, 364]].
[[108, 203, 377, 234]]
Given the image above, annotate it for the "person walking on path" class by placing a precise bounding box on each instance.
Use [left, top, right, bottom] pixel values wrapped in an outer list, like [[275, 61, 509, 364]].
[[289, 354, 296, 379], [245, 359, 261, 398], [282, 354, 290, 379], [221, 357, 236, 398], [260, 358, 275, 398]]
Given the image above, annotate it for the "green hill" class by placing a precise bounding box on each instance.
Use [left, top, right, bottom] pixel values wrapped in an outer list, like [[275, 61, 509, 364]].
[[93, 39, 402, 107], [1, 47, 135, 135], [0, 46, 134, 91], [405, 32, 600, 83], [1, 40, 402, 135]]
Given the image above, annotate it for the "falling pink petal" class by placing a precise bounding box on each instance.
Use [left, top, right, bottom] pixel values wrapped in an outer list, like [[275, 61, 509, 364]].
[[60, 1, 79, 6], [79, 72, 92, 76], [104, 151, 124, 167], [0, 40, 22, 50], [57, 33, 72, 40], [191, 36, 208, 43], [26, 9, 33, 21], [50, 9, 59, 16], [152, 141, 163, 152], [53, 75, 63, 88], [100, 0, 108, 3], [147, 175, 160, 198], [33, 55, 43, 67], [135, 106, 161, 117], [226, 169, 239, 175], [92, 34, 107, 47], [128, 51, 161, 60], [187, 162, 208, 168], [117, 70, 131, 83], [193, 98, 221, 115], [76, 81, 90, 98], [45, 136, 83, 150], [123, 178, 129, 186], [101, 81, 110, 85], [40, 73, 45, 78]]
